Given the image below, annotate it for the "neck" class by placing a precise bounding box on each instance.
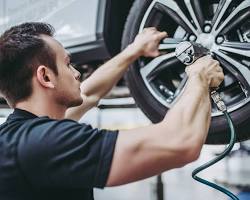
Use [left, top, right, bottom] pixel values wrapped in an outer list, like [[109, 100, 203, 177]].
[[15, 95, 67, 120]]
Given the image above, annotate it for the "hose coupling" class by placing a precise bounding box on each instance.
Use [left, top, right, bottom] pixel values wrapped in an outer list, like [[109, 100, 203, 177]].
[[210, 90, 227, 112]]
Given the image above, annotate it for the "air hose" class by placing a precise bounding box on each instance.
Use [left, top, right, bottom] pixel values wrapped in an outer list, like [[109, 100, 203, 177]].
[[192, 90, 239, 200], [174, 41, 239, 199]]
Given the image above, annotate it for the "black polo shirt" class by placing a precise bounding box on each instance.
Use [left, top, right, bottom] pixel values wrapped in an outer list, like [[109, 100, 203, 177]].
[[0, 108, 118, 200]]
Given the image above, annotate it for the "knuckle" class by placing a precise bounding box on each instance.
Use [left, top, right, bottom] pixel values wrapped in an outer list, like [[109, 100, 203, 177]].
[[221, 73, 225, 79], [153, 35, 158, 40], [205, 55, 212, 60], [185, 67, 190, 73], [163, 31, 167, 34]]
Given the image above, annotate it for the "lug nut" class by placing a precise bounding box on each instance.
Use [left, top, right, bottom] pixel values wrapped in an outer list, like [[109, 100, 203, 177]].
[[159, 85, 174, 96], [204, 25, 212, 33], [216, 36, 224, 44], [189, 34, 196, 42]]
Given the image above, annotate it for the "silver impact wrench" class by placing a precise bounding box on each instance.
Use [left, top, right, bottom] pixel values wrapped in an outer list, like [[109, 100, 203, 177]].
[[175, 41, 226, 112]]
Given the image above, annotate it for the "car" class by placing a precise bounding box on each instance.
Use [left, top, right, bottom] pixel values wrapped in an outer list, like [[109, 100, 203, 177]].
[[1, 0, 250, 144]]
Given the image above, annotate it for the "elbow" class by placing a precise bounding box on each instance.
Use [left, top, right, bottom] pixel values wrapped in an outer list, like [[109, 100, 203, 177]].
[[184, 144, 201, 163], [175, 131, 204, 167], [177, 145, 201, 168], [83, 94, 100, 107]]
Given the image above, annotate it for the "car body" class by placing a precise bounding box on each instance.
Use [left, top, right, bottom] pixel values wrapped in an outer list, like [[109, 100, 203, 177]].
[[0, 0, 134, 64]]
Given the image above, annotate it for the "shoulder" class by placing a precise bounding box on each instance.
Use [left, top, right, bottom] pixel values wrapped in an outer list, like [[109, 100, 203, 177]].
[[17, 117, 94, 152], [17, 117, 118, 164], [16, 117, 119, 188]]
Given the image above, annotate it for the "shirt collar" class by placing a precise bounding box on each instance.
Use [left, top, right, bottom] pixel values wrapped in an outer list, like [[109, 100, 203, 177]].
[[7, 108, 38, 120]]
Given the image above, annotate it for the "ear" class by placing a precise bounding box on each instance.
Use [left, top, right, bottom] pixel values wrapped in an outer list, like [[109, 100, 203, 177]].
[[36, 65, 55, 89]]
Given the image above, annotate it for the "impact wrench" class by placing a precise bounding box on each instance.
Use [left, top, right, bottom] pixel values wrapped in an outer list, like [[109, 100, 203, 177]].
[[175, 41, 239, 200]]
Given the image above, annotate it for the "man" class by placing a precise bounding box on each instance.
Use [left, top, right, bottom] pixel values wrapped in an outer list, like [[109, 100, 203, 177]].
[[0, 22, 224, 200]]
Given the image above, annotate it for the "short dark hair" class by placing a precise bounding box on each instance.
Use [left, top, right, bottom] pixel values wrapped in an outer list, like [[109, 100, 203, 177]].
[[0, 22, 57, 107]]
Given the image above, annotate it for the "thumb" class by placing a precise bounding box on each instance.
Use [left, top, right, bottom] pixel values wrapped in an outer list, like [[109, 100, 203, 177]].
[[185, 66, 190, 73], [152, 50, 160, 57]]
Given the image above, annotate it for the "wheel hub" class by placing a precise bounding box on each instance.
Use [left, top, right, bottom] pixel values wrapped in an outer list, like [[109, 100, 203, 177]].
[[196, 33, 215, 49]]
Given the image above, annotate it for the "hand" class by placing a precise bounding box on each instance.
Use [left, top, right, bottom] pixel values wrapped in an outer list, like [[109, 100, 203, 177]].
[[129, 27, 167, 57], [185, 56, 224, 88]]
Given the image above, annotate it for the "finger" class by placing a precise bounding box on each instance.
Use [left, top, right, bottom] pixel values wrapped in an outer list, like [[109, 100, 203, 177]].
[[200, 55, 214, 63], [147, 27, 157, 31], [207, 60, 221, 71], [185, 66, 191, 73], [156, 31, 168, 40], [216, 67, 223, 72], [209, 61, 221, 68], [143, 27, 157, 33], [211, 72, 224, 86], [150, 50, 161, 57], [195, 55, 211, 63], [204, 55, 213, 59], [215, 60, 220, 66], [218, 71, 225, 81]]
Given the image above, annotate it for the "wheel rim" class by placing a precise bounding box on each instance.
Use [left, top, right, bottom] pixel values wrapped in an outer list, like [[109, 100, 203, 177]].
[[138, 0, 250, 117]]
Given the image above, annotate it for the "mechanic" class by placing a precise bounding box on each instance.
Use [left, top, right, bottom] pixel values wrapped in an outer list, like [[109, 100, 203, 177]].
[[0, 22, 224, 200]]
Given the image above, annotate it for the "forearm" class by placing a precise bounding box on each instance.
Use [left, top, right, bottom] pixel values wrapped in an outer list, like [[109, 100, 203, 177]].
[[66, 28, 167, 121], [162, 74, 211, 148], [80, 44, 140, 99], [65, 45, 140, 120], [107, 74, 211, 185], [139, 74, 211, 171]]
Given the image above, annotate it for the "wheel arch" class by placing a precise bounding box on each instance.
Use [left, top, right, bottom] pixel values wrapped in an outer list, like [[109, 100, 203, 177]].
[[103, 0, 135, 57]]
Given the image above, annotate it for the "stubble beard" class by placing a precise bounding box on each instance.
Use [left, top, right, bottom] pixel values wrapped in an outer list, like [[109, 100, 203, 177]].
[[68, 97, 83, 108], [55, 92, 83, 108]]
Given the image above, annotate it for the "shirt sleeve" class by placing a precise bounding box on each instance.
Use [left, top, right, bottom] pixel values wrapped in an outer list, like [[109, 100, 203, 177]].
[[17, 118, 118, 189]]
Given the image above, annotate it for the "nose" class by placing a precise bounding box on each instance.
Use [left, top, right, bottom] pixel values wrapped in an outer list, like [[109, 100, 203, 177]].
[[72, 67, 81, 81]]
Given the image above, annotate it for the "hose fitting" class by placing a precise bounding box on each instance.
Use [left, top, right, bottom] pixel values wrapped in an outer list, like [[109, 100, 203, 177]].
[[210, 90, 227, 112]]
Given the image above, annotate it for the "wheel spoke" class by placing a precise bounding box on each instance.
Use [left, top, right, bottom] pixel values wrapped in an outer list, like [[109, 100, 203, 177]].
[[211, 0, 233, 33], [171, 73, 188, 104], [184, 0, 204, 33], [216, 56, 250, 95], [219, 42, 250, 58], [140, 52, 176, 80], [213, 0, 250, 36], [139, 0, 198, 35], [159, 38, 183, 50], [214, 49, 250, 91], [159, 43, 179, 50], [140, 52, 177, 107]]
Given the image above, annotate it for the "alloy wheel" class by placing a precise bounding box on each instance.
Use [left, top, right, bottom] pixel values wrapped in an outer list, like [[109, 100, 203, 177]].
[[138, 0, 250, 117]]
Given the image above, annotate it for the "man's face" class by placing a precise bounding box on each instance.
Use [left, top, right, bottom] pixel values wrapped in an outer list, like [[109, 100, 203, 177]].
[[42, 35, 83, 108]]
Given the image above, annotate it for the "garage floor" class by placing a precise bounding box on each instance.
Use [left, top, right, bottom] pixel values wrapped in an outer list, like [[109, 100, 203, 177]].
[[80, 105, 250, 200]]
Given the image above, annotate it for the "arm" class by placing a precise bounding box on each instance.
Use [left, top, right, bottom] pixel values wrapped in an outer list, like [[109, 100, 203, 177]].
[[106, 56, 224, 186], [65, 45, 139, 120], [65, 28, 167, 120]]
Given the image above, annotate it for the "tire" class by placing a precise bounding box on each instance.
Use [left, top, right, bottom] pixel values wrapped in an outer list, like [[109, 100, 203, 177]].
[[122, 0, 250, 144]]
